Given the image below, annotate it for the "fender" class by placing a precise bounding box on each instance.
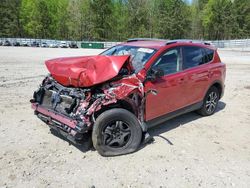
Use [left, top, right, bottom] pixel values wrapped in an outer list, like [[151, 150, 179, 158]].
[[203, 80, 224, 100]]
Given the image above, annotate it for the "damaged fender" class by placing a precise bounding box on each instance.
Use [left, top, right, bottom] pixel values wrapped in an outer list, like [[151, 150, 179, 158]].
[[78, 74, 146, 130]]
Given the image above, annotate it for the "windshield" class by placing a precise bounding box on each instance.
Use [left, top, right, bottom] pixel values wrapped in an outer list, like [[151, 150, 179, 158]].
[[100, 45, 156, 73]]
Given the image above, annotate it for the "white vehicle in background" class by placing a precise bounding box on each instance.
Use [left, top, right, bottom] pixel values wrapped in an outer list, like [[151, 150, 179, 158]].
[[60, 41, 68, 48], [41, 42, 49, 48], [49, 43, 58, 48]]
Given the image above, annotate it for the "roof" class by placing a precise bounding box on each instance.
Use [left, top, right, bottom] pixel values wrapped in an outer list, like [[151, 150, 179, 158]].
[[121, 40, 167, 49], [120, 38, 213, 50]]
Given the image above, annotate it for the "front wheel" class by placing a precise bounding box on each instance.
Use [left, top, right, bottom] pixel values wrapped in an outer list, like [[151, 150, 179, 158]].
[[92, 108, 142, 156], [196, 86, 219, 116]]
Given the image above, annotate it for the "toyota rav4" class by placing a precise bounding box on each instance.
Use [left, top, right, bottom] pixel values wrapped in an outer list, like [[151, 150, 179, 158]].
[[31, 39, 226, 156]]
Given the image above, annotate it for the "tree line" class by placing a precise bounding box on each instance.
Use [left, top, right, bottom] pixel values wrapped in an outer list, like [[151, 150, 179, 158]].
[[0, 0, 249, 41]]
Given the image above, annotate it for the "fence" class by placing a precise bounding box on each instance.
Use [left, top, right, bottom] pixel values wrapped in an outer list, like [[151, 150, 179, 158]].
[[0, 37, 249, 49], [208, 39, 250, 48], [0, 38, 121, 49]]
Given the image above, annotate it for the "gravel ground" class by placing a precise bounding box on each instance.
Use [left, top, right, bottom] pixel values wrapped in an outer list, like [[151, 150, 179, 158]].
[[0, 47, 250, 188]]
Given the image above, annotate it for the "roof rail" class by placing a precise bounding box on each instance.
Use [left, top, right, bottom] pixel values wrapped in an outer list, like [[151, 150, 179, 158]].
[[127, 38, 167, 42], [166, 39, 211, 45]]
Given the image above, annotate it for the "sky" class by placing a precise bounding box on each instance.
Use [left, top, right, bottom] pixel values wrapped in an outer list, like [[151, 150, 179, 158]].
[[186, 0, 193, 5]]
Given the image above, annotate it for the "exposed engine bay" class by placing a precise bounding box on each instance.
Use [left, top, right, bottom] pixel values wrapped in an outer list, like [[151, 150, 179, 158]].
[[31, 74, 145, 144]]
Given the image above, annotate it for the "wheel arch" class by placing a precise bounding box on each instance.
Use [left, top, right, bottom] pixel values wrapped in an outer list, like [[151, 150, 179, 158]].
[[206, 80, 223, 99], [94, 98, 138, 119]]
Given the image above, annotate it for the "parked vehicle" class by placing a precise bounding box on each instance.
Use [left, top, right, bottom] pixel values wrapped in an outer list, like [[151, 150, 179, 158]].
[[31, 39, 226, 156], [13, 41, 21, 46], [0, 41, 3, 46], [3, 40, 11, 46], [69, 42, 78, 48], [60, 41, 68, 48], [31, 41, 40, 47], [49, 43, 58, 48], [41, 42, 49, 48], [21, 41, 29, 47]]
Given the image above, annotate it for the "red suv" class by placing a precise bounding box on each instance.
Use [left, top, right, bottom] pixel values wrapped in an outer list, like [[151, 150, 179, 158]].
[[31, 39, 226, 156]]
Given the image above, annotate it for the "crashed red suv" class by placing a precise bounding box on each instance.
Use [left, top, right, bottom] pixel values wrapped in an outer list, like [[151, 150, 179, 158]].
[[31, 39, 226, 156]]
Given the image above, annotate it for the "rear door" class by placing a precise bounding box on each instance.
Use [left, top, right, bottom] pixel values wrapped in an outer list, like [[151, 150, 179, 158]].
[[145, 47, 188, 121], [182, 46, 214, 105]]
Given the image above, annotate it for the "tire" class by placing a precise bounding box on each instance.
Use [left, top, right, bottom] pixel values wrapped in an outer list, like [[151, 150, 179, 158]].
[[196, 86, 219, 116], [92, 108, 142, 156]]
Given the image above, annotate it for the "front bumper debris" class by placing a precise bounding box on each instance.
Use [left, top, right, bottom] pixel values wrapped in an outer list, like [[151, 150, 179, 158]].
[[31, 101, 87, 144]]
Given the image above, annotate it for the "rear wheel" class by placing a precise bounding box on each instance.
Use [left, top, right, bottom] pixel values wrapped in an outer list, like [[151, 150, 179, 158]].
[[197, 86, 219, 116], [92, 108, 142, 156]]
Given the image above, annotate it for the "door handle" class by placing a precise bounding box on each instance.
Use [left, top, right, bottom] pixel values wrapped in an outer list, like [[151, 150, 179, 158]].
[[178, 78, 185, 84]]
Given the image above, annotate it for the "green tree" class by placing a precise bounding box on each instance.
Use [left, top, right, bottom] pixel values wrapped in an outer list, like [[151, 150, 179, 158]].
[[233, 0, 250, 38], [156, 0, 191, 39], [190, 0, 209, 39], [90, 0, 113, 40], [0, 0, 22, 37], [66, 0, 82, 40], [126, 0, 150, 38], [36, 0, 53, 38], [55, 0, 69, 39], [80, 0, 94, 40], [20, 0, 54, 38], [111, 0, 129, 40], [202, 0, 236, 40], [20, 0, 36, 37], [2, 0, 250, 41]]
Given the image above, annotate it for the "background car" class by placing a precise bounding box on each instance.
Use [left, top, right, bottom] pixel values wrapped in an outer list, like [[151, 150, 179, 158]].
[[41, 42, 49, 48], [21, 41, 29, 47], [60, 41, 68, 48], [3, 40, 12, 46], [31, 41, 40, 47], [69, 42, 78, 48], [49, 43, 58, 48], [13, 41, 21, 46]]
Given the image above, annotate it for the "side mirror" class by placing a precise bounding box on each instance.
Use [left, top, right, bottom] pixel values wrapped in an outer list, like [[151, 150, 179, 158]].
[[147, 68, 164, 81]]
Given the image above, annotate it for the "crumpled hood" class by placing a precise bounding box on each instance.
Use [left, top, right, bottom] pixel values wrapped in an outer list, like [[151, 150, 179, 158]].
[[45, 55, 131, 87]]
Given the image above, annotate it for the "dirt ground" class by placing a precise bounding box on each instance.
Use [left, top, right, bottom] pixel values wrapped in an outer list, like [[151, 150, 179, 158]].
[[0, 47, 250, 188]]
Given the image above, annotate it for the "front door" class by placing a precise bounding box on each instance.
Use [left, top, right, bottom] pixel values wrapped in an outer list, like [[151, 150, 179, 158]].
[[145, 47, 188, 121]]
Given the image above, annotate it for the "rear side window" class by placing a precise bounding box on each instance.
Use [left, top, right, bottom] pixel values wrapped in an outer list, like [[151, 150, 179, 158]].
[[203, 48, 214, 63], [183, 46, 203, 69], [183, 46, 214, 69]]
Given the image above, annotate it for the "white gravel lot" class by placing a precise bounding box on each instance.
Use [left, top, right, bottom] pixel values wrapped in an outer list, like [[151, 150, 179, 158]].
[[0, 47, 250, 188]]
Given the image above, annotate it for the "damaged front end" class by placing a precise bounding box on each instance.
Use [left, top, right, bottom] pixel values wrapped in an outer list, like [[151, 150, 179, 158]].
[[31, 72, 145, 145]]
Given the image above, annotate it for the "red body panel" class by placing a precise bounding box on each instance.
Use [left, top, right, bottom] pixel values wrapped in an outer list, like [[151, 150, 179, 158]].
[[142, 43, 225, 121], [145, 72, 188, 120], [45, 55, 130, 87]]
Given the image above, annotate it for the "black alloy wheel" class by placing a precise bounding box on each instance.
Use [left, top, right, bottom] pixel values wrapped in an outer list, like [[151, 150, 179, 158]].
[[102, 120, 131, 148]]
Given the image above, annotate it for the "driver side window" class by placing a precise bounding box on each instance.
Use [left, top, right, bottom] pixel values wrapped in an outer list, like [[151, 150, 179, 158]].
[[153, 48, 181, 75]]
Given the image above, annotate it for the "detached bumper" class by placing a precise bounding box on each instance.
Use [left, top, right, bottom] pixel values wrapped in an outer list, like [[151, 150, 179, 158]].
[[31, 102, 88, 144], [31, 102, 77, 128]]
